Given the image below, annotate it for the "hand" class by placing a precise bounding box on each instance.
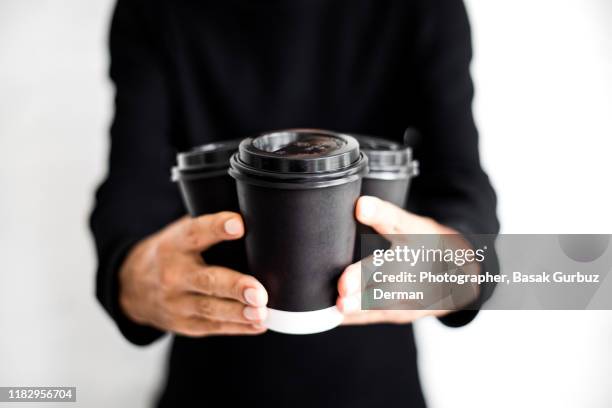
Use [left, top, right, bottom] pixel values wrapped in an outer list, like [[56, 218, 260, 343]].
[[119, 212, 268, 337], [337, 196, 479, 325]]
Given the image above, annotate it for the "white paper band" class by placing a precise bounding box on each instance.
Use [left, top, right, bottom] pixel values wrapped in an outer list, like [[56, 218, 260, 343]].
[[264, 306, 343, 335]]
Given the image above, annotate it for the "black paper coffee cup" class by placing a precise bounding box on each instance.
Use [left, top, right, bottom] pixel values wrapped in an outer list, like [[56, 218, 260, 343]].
[[172, 139, 247, 273], [352, 135, 419, 260], [229, 129, 368, 334]]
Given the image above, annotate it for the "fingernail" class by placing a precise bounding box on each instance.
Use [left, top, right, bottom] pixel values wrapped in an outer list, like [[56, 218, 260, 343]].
[[341, 296, 360, 313], [243, 306, 266, 321], [244, 287, 266, 306], [359, 196, 378, 221], [224, 218, 242, 235]]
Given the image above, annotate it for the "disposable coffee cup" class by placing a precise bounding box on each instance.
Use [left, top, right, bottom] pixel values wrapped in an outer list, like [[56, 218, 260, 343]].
[[229, 129, 368, 335], [172, 139, 247, 272], [352, 134, 419, 260]]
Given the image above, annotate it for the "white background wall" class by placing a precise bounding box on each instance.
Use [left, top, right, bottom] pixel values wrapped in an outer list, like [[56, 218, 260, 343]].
[[0, 1, 610, 407], [416, 1, 612, 407]]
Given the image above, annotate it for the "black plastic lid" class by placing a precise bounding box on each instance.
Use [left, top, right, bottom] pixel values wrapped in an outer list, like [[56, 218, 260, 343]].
[[237, 129, 362, 173], [176, 139, 241, 172], [229, 129, 368, 189], [352, 134, 412, 167], [351, 134, 420, 179]]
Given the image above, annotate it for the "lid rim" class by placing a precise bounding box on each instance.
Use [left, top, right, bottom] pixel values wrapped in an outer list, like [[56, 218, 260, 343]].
[[176, 139, 242, 171], [229, 152, 369, 189], [238, 129, 362, 174], [172, 166, 230, 182], [352, 134, 415, 169]]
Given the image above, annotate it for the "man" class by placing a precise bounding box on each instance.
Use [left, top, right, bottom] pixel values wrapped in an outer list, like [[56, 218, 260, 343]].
[[91, 0, 498, 406]]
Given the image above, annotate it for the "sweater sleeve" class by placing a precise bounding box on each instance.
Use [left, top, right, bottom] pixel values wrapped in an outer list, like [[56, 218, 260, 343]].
[[90, 0, 184, 345], [408, 0, 500, 327]]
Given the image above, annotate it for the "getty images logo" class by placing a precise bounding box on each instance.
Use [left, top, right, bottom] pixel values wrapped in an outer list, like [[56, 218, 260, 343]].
[[372, 243, 487, 268]]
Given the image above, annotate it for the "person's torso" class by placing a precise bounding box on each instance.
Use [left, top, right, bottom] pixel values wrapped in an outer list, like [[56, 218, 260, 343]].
[[150, 2, 427, 406], [154, 0, 422, 149], [159, 325, 425, 408]]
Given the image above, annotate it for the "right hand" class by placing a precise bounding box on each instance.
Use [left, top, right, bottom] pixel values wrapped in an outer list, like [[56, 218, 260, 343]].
[[119, 212, 268, 337]]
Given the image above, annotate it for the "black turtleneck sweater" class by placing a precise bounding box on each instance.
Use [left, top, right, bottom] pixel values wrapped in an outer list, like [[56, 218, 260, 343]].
[[90, 0, 499, 406]]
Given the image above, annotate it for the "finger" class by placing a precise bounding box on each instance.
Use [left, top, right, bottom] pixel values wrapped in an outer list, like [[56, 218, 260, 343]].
[[342, 311, 377, 326], [356, 196, 434, 235], [342, 310, 426, 326], [176, 212, 244, 252], [338, 262, 361, 297], [172, 294, 268, 324], [186, 265, 268, 306], [342, 311, 398, 326], [171, 317, 267, 337], [338, 290, 426, 317], [337, 293, 361, 313]]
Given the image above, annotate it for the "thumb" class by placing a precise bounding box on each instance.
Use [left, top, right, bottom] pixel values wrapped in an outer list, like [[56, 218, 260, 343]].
[[175, 211, 244, 253], [356, 196, 430, 235]]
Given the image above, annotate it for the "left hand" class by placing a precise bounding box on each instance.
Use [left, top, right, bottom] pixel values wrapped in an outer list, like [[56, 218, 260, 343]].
[[336, 196, 477, 325]]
